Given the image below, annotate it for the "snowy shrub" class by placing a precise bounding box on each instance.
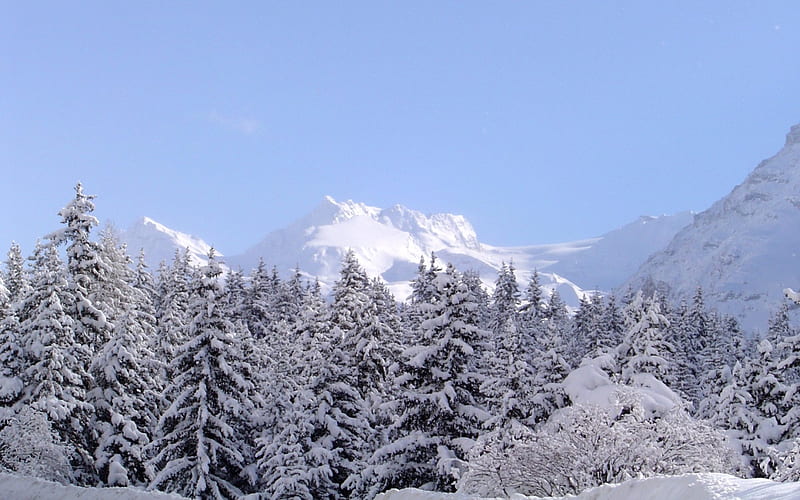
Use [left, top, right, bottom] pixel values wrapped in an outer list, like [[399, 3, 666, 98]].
[[0, 407, 74, 484], [460, 394, 738, 497], [772, 439, 800, 482]]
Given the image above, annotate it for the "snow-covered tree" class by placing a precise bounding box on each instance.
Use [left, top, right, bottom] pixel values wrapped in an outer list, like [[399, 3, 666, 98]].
[[617, 291, 673, 384], [462, 399, 737, 497], [89, 309, 157, 486], [0, 406, 74, 484], [18, 243, 95, 483], [148, 251, 257, 499], [369, 264, 489, 494], [4, 241, 29, 304], [47, 183, 112, 352], [152, 249, 192, 383], [489, 262, 519, 335]]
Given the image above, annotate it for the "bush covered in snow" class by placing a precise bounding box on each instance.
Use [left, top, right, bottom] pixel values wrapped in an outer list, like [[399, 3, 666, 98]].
[[460, 391, 738, 497], [0, 406, 74, 484]]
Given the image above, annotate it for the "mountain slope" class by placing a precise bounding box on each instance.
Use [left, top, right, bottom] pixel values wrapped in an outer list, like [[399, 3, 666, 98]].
[[625, 123, 800, 331], [121, 217, 221, 268]]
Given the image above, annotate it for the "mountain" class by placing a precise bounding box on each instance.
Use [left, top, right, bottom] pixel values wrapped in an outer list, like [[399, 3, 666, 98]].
[[546, 213, 694, 291], [121, 217, 221, 268], [223, 196, 689, 306], [625, 123, 800, 332], [120, 199, 690, 309]]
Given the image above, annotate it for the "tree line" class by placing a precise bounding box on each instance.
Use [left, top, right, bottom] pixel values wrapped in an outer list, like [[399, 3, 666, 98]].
[[0, 184, 799, 498]]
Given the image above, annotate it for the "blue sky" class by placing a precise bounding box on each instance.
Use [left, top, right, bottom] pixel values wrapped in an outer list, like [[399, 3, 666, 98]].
[[1, 2, 798, 257]]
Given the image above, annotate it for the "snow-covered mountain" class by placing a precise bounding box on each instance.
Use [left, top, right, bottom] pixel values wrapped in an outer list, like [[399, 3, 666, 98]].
[[121, 217, 221, 268], [625, 123, 800, 332], [546, 212, 694, 291], [120, 196, 688, 308]]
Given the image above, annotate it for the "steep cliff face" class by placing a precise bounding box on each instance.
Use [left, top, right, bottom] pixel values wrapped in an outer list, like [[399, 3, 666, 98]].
[[625, 123, 800, 331]]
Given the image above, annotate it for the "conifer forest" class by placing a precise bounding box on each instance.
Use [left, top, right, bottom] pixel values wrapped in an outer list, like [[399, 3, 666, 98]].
[[2, 184, 800, 499]]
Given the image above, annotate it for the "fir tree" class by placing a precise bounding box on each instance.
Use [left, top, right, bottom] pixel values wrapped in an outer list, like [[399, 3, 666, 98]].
[[18, 243, 95, 483], [617, 291, 673, 384], [369, 264, 489, 494], [47, 183, 112, 352], [148, 251, 257, 499]]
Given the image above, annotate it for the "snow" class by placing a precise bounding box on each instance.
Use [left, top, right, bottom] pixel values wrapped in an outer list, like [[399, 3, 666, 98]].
[[0, 472, 186, 499], [122, 217, 220, 269], [626, 122, 800, 332], [562, 359, 681, 417], [375, 473, 800, 500], [121, 196, 686, 310]]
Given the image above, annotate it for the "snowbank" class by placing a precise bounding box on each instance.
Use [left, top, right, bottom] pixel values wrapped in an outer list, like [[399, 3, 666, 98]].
[[376, 473, 800, 500], [0, 472, 185, 500]]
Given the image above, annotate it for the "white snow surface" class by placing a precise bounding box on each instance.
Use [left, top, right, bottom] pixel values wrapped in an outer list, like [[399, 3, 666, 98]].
[[625, 122, 800, 332], [376, 473, 800, 500], [0, 472, 186, 500], [562, 359, 682, 417]]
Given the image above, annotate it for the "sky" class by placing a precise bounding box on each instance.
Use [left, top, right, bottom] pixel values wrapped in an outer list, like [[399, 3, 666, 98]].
[[1, 2, 799, 257]]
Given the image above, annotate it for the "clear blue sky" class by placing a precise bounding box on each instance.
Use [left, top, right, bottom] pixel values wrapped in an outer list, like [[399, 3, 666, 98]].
[[1, 2, 798, 257]]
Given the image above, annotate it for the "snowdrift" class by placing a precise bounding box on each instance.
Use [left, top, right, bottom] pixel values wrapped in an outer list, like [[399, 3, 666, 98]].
[[376, 473, 800, 500], [0, 472, 185, 499], [1, 472, 798, 500]]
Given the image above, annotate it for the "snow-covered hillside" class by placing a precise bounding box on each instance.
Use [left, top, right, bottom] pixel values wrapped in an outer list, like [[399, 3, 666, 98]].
[[376, 473, 800, 500], [546, 212, 693, 291], [626, 123, 800, 331]]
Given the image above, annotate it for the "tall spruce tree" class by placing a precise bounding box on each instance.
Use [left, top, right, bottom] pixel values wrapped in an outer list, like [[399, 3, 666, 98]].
[[148, 251, 257, 499], [19, 243, 96, 483], [47, 183, 112, 353], [369, 263, 488, 494]]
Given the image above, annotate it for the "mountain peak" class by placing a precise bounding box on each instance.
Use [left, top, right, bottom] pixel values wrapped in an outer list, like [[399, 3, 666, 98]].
[[786, 123, 800, 147]]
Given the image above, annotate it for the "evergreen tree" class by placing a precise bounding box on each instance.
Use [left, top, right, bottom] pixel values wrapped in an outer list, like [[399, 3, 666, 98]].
[[18, 243, 95, 483], [480, 317, 537, 431], [528, 320, 571, 425], [89, 309, 156, 486], [148, 251, 257, 499], [519, 270, 544, 329], [571, 292, 603, 365], [369, 264, 488, 494], [47, 183, 112, 352], [244, 258, 277, 339], [4, 241, 29, 304], [152, 249, 192, 383], [617, 292, 673, 384]]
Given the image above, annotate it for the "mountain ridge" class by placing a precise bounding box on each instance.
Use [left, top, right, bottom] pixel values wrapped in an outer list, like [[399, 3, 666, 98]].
[[122, 198, 691, 309], [625, 122, 800, 331]]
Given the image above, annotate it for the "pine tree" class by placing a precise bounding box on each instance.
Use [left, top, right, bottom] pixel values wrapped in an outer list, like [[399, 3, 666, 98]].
[[148, 251, 257, 499], [480, 317, 537, 431], [4, 241, 29, 304], [47, 183, 112, 352], [256, 294, 333, 499], [369, 264, 488, 494], [571, 292, 603, 365], [528, 320, 571, 425], [244, 258, 277, 339], [743, 338, 786, 477], [489, 262, 519, 335], [152, 249, 192, 383], [519, 270, 544, 329], [617, 291, 673, 384], [89, 309, 156, 486], [18, 243, 96, 483]]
